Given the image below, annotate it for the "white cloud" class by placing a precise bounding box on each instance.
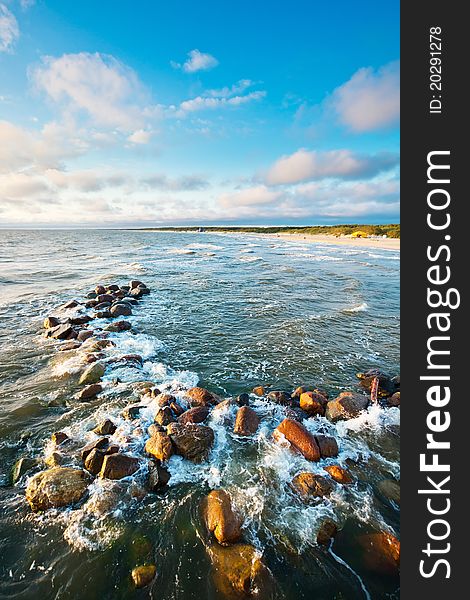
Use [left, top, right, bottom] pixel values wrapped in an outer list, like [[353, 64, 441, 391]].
[[0, 4, 19, 52], [172, 49, 219, 73], [31, 52, 148, 131], [206, 79, 254, 98], [328, 61, 399, 132], [219, 185, 283, 208], [265, 149, 398, 185], [127, 129, 152, 144], [178, 90, 266, 115]]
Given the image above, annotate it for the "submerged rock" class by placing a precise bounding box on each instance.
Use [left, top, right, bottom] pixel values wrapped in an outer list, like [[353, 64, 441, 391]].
[[324, 465, 352, 484], [145, 431, 174, 462], [78, 362, 105, 385], [147, 461, 171, 491], [267, 390, 291, 405], [273, 418, 321, 462], [377, 479, 400, 505], [167, 422, 214, 463], [208, 543, 269, 597], [325, 392, 369, 422], [51, 431, 69, 446], [25, 467, 90, 511], [317, 519, 338, 545], [358, 532, 400, 575], [202, 489, 243, 545], [178, 406, 210, 425], [59, 340, 81, 351], [356, 369, 397, 398], [291, 473, 334, 499], [235, 393, 250, 406], [99, 453, 140, 479], [233, 406, 259, 436], [131, 564, 157, 588], [186, 387, 216, 407], [77, 383, 102, 401], [11, 457, 39, 484], [121, 404, 143, 421]]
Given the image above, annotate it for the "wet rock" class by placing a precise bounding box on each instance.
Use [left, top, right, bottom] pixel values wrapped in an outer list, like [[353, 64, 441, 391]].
[[273, 418, 321, 462], [61, 300, 79, 309], [208, 543, 269, 597], [77, 329, 94, 342], [377, 479, 400, 505], [236, 393, 250, 406], [358, 532, 400, 575], [84, 448, 106, 475], [99, 453, 140, 479], [129, 288, 143, 298], [130, 280, 146, 289], [391, 375, 400, 390], [12, 457, 39, 484], [147, 460, 171, 491], [186, 387, 216, 407], [155, 406, 176, 426], [356, 369, 396, 398], [267, 390, 291, 405], [94, 302, 111, 310], [317, 519, 338, 545], [107, 284, 120, 292], [96, 293, 115, 303], [388, 391, 400, 407], [47, 397, 67, 408], [85, 300, 98, 308], [291, 473, 334, 499], [105, 320, 132, 332], [95, 285, 106, 295], [325, 392, 369, 422], [45, 451, 64, 467], [131, 564, 157, 588], [324, 465, 352, 484], [147, 423, 165, 437], [234, 406, 260, 436], [78, 362, 105, 385], [51, 431, 69, 446], [167, 423, 214, 463], [46, 323, 75, 340], [145, 431, 174, 462], [43, 316, 61, 329], [80, 437, 109, 461], [93, 419, 116, 436], [213, 399, 235, 413], [25, 467, 90, 511], [315, 435, 339, 458], [95, 310, 112, 319], [170, 401, 185, 416], [118, 354, 143, 366], [84, 339, 115, 352], [68, 315, 92, 326], [86, 291, 97, 299], [178, 406, 210, 425], [252, 386, 266, 397], [299, 391, 327, 416], [202, 489, 242, 545], [77, 383, 102, 401], [291, 385, 309, 399], [110, 303, 132, 317], [122, 405, 144, 421], [154, 392, 175, 407], [59, 340, 81, 351], [283, 407, 306, 422]]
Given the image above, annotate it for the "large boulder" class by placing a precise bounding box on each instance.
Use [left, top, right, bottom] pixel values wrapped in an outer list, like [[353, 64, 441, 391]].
[[325, 392, 369, 422], [84, 448, 106, 475], [145, 431, 174, 462], [167, 423, 214, 463], [234, 406, 260, 436], [110, 303, 132, 317], [79, 362, 105, 385], [208, 543, 269, 597], [25, 467, 90, 511], [46, 323, 76, 340], [356, 369, 397, 398], [178, 406, 210, 425], [185, 387, 216, 407], [299, 391, 327, 416], [273, 418, 321, 461], [131, 564, 157, 588], [99, 453, 140, 479], [202, 490, 243, 545], [315, 435, 339, 458], [357, 532, 400, 575], [291, 473, 334, 500]]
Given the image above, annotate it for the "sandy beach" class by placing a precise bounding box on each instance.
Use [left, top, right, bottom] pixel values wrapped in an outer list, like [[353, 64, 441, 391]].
[[261, 233, 400, 251]]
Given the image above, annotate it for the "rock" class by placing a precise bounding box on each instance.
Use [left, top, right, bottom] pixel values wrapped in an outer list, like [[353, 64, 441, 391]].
[[79, 362, 105, 385], [11, 457, 39, 484], [95, 285, 106, 295], [59, 340, 81, 351], [147, 461, 171, 491], [99, 453, 140, 479], [25, 467, 90, 511], [96, 293, 115, 304], [273, 418, 321, 461], [95, 310, 112, 319], [43, 316, 61, 329], [186, 387, 215, 407], [46, 323, 75, 340], [208, 543, 268, 597], [122, 405, 143, 420], [170, 402, 185, 416], [51, 431, 69, 446], [131, 564, 157, 588], [252, 386, 266, 397], [77, 329, 94, 342], [315, 435, 339, 458], [234, 406, 260, 436], [87, 291, 98, 299], [93, 419, 116, 436], [47, 397, 67, 408], [80, 437, 109, 461], [283, 407, 306, 422], [154, 392, 175, 407], [356, 369, 396, 398], [110, 303, 132, 317], [267, 390, 291, 405], [83, 339, 114, 352], [291, 385, 309, 399], [145, 431, 174, 461], [118, 354, 143, 366], [236, 393, 250, 406], [317, 519, 338, 545], [358, 532, 400, 575], [325, 392, 369, 422], [155, 406, 176, 426], [324, 465, 352, 484], [299, 391, 327, 416], [129, 288, 143, 298], [84, 448, 106, 475], [391, 375, 400, 389], [167, 423, 214, 463], [107, 284, 120, 292], [377, 479, 400, 505], [291, 473, 334, 499], [202, 489, 242, 545], [147, 424, 165, 437], [45, 451, 64, 467], [212, 399, 235, 412], [178, 406, 210, 425], [68, 315, 92, 326], [105, 320, 132, 332], [388, 392, 400, 407], [130, 280, 146, 289], [77, 383, 102, 401], [61, 300, 79, 309]]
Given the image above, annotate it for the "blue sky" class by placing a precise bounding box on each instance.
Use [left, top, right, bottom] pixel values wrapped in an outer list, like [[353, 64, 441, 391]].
[[0, 0, 399, 227]]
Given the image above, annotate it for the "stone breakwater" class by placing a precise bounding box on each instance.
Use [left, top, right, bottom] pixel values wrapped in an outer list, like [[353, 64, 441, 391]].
[[11, 281, 401, 596]]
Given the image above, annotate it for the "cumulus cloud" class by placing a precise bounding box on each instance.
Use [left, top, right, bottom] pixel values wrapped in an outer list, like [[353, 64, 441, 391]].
[[172, 49, 219, 73], [328, 61, 400, 132], [31, 52, 149, 132], [0, 4, 19, 52], [265, 149, 398, 185], [127, 129, 152, 144]]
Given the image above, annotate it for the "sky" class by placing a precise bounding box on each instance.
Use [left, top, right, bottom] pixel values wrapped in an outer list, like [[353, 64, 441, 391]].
[[0, 0, 400, 227]]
